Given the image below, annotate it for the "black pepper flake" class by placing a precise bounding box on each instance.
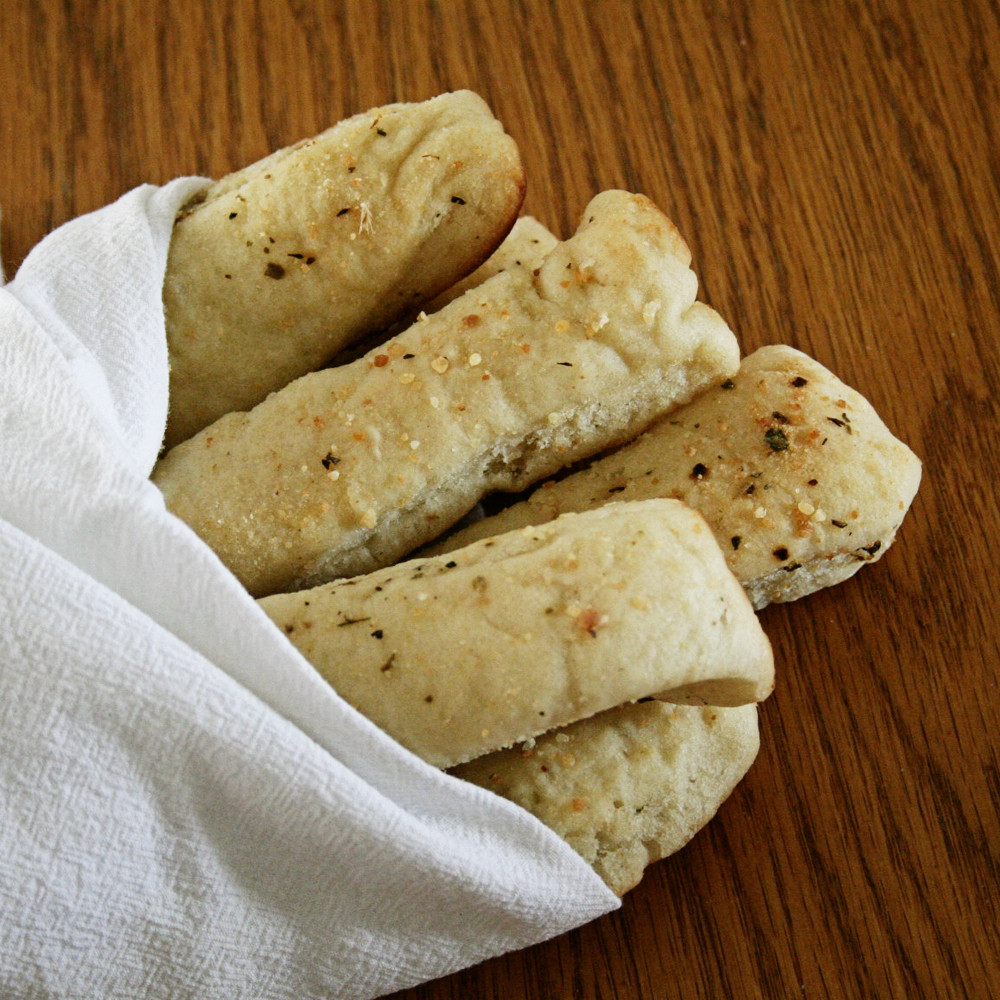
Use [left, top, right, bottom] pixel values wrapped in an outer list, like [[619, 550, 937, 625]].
[[337, 615, 371, 627], [376, 128, 387, 136], [831, 519, 847, 528], [827, 416, 846, 428], [337, 207, 350, 217], [402, 353, 415, 359], [721, 378, 736, 389], [862, 541, 882, 556], [783, 562, 802, 572], [772, 411, 790, 424], [228, 212, 238, 219], [608, 485, 626, 494], [321, 452, 340, 470], [745, 483, 756, 495], [424, 694, 434, 703], [691, 463, 709, 480], [731, 536, 742, 550], [444, 561, 457, 569], [371, 629, 384, 639], [764, 427, 790, 451], [264, 262, 286, 279], [791, 376, 808, 387], [557, 361, 574, 366], [380, 654, 396, 672], [451, 195, 466, 205], [773, 547, 790, 561], [288, 252, 305, 259], [808, 478, 819, 486]]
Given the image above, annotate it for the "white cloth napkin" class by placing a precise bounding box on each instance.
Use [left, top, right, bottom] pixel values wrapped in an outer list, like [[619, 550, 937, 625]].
[[0, 182, 617, 1000]]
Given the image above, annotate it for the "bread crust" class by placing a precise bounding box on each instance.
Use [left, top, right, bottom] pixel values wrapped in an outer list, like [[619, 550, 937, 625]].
[[426, 345, 922, 608], [163, 91, 525, 447], [153, 190, 739, 597], [421, 214, 559, 314], [258, 500, 773, 768], [452, 701, 759, 896]]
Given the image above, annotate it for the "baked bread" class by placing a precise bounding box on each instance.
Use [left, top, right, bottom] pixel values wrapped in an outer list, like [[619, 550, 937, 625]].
[[163, 91, 525, 447], [421, 214, 559, 313], [258, 500, 774, 768], [425, 345, 922, 608], [153, 190, 740, 597], [451, 701, 760, 896], [327, 215, 561, 368]]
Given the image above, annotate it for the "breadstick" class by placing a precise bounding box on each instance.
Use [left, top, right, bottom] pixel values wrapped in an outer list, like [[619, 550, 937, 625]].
[[163, 90, 525, 447], [153, 189, 739, 597], [451, 701, 759, 896], [425, 345, 922, 608], [257, 501, 774, 769], [421, 214, 558, 313]]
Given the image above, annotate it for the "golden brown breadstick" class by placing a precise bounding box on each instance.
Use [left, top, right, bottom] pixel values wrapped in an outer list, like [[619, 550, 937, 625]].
[[425, 345, 922, 608], [153, 190, 739, 596], [163, 91, 525, 447], [258, 501, 774, 768]]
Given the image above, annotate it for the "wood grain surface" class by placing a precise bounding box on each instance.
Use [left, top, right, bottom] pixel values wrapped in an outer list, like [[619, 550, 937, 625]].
[[2, 2, 997, 997]]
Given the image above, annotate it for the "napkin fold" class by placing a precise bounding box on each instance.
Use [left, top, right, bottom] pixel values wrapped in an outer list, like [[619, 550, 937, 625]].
[[0, 184, 617, 1000]]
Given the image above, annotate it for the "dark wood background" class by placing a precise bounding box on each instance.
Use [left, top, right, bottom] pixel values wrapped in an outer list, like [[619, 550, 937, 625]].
[[2, 2, 997, 997]]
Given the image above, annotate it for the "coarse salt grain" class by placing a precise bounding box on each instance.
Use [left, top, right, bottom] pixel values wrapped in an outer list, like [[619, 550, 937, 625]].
[[468, 353, 482, 366], [431, 356, 449, 373], [399, 372, 416, 384], [798, 501, 815, 515], [754, 506, 767, 518]]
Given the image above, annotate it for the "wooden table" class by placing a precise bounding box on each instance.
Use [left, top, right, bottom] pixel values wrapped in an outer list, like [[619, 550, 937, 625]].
[[2, 2, 997, 997]]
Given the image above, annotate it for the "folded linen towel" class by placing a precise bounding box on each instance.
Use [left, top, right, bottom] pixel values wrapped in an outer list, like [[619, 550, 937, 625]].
[[0, 183, 616, 1000]]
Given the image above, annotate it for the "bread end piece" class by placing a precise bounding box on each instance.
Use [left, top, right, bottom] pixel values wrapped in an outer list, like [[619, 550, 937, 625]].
[[452, 701, 760, 896], [163, 90, 525, 447]]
